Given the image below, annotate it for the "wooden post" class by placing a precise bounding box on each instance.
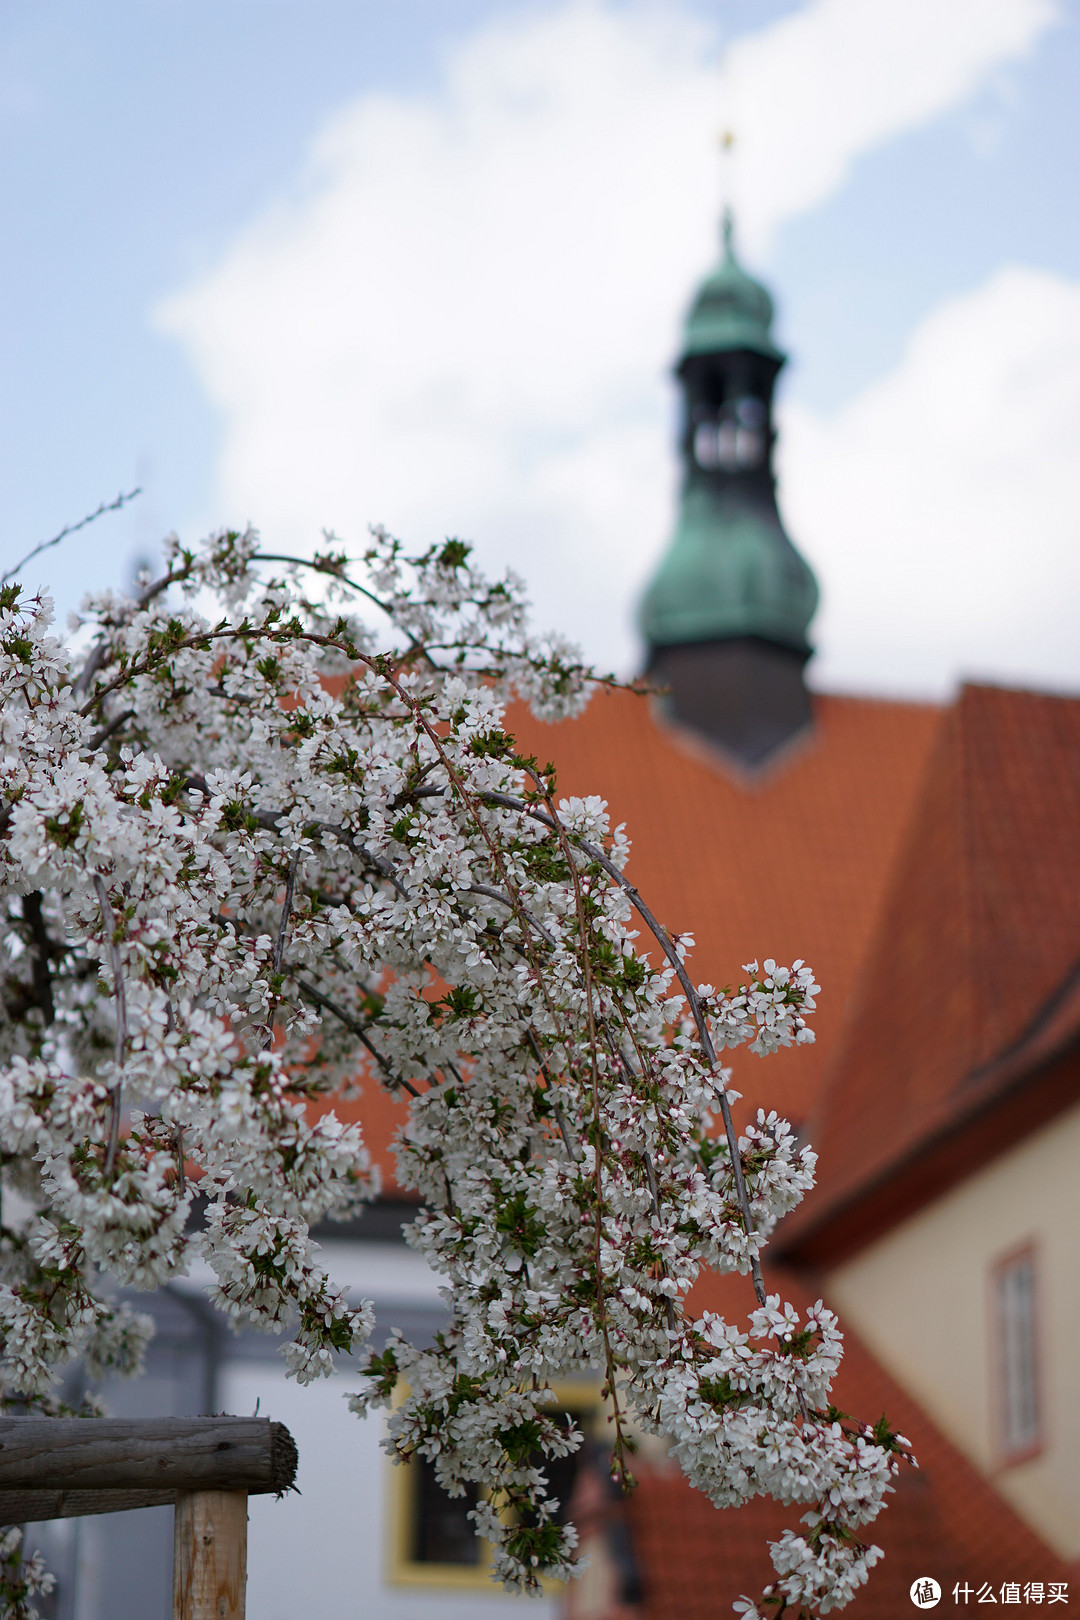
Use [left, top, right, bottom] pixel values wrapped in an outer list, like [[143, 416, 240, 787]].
[[173, 1490, 248, 1620]]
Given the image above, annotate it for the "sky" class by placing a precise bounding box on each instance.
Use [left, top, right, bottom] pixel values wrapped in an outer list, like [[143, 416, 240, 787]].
[[2, 0, 1079, 697]]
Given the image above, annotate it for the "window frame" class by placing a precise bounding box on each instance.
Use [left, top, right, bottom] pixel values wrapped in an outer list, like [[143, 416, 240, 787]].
[[990, 1239, 1043, 1467], [386, 1376, 603, 1591]]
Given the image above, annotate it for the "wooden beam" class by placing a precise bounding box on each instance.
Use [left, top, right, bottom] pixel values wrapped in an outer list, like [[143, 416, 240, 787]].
[[0, 1418, 296, 1498], [0, 1488, 175, 1522], [173, 1491, 247, 1620]]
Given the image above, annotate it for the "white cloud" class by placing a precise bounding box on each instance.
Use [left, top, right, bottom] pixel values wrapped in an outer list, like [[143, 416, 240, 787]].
[[782, 266, 1080, 696], [719, 0, 1057, 252], [159, 0, 1063, 685]]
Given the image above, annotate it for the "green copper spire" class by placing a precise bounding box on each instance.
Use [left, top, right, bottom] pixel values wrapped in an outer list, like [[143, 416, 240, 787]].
[[640, 487, 818, 652], [639, 211, 818, 660], [681, 210, 783, 362]]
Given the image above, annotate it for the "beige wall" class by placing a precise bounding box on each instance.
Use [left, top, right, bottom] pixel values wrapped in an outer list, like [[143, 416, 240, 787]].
[[825, 1099, 1080, 1557]]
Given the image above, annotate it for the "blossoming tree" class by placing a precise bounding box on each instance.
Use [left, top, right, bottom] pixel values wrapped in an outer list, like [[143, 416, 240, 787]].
[[0, 528, 910, 1616]]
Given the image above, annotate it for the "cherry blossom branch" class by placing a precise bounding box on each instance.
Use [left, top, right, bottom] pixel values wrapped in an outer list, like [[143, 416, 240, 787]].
[[289, 974, 422, 1100], [273, 850, 301, 975], [258, 848, 303, 1050], [531, 774, 635, 1483], [252, 548, 608, 688], [87, 707, 136, 751], [0, 527, 897, 1613], [484, 785, 769, 1306], [524, 1026, 580, 1161], [93, 877, 127, 1178], [456, 883, 557, 948], [3, 487, 142, 585]]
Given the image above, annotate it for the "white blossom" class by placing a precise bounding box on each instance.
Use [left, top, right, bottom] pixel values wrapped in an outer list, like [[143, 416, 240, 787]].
[[0, 532, 910, 1614]]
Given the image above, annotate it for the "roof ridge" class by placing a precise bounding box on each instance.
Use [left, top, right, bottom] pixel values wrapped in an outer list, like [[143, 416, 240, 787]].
[[777, 683, 1080, 1254], [958, 949, 1080, 1093]]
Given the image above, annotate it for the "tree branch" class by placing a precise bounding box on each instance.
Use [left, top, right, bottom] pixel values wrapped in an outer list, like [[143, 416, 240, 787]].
[[485, 782, 769, 1307], [3, 489, 142, 586], [288, 973, 422, 1100], [88, 708, 136, 752], [93, 877, 127, 1177], [21, 893, 55, 1028], [456, 884, 556, 948]]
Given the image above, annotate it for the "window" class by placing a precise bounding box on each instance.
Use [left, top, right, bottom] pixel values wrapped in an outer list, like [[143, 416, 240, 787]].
[[410, 1460, 481, 1567], [388, 1381, 602, 1589], [693, 420, 720, 469], [992, 1244, 1041, 1463], [692, 399, 765, 472]]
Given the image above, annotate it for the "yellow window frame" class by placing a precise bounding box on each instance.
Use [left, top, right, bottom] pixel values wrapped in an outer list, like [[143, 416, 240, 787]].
[[385, 1376, 604, 1592]]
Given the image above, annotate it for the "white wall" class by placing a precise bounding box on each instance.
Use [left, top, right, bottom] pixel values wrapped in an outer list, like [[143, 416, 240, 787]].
[[826, 1097, 1080, 1556], [221, 1365, 556, 1620]]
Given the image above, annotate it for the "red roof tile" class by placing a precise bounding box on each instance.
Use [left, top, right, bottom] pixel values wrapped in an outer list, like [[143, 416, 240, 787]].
[[779, 685, 1080, 1261]]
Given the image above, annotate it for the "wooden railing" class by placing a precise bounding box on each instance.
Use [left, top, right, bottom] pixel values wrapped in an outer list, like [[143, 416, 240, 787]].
[[0, 1416, 298, 1620]]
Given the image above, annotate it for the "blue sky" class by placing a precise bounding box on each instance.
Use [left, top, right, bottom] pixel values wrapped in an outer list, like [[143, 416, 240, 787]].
[[3, 0, 1079, 694]]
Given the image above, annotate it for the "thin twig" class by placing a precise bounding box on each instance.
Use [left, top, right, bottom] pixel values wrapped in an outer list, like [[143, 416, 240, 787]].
[[457, 884, 557, 948], [21, 892, 56, 1028], [538, 780, 634, 1487], [289, 974, 422, 1099], [259, 849, 302, 1050], [587, 860, 767, 1304], [93, 877, 127, 1177], [135, 562, 190, 610], [209, 904, 423, 1096], [72, 641, 110, 703], [641, 1149, 677, 1333], [594, 1016, 677, 1331], [524, 1027, 578, 1162], [350, 658, 583, 1136], [251, 550, 610, 693], [71, 558, 198, 703], [252, 551, 435, 667], [88, 708, 136, 752], [318, 824, 409, 898], [4, 488, 142, 584], [272, 850, 301, 976]]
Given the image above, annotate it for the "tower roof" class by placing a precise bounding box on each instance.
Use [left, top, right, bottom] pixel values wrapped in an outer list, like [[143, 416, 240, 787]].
[[681, 211, 783, 362], [639, 208, 816, 667], [638, 484, 818, 653]]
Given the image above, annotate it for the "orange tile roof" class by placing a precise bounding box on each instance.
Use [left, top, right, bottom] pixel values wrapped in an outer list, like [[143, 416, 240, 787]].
[[625, 1263, 1073, 1617], [779, 684, 1080, 1261], [510, 687, 941, 1127]]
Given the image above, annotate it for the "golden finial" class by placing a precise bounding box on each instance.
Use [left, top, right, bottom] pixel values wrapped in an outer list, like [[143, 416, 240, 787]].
[[718, 130, 738, 256]]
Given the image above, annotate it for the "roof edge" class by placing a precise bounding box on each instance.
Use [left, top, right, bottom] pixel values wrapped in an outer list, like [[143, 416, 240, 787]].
[[775, 1030, 1080, 1270]]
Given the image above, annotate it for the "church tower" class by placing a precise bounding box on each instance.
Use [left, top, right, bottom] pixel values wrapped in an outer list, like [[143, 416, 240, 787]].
[[639, 213, 818, 768]]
